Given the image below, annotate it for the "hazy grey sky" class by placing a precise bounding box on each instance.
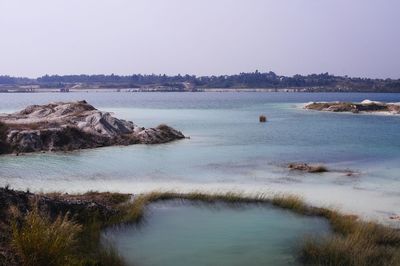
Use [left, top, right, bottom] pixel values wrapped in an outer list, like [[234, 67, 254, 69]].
[[0, 0, 399, 78]]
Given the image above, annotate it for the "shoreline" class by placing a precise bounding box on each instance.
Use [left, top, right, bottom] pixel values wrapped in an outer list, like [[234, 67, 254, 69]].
[[2, 89, 400, 93], [2, 180, 399, 226], [1, 187, 399, 266]]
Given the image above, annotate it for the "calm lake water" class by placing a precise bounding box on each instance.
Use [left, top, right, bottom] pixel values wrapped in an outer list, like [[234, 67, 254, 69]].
[[1, 92, 400, 222], [103, 201, 330, 266]]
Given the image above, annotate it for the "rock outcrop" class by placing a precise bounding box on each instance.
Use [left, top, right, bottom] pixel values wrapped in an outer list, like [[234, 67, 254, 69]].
[[0, 101, 185, 154], [288, 163, 328, 173], [304, 100, 400, 114]]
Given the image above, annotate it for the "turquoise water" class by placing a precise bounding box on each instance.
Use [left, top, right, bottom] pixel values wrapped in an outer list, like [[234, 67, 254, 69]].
[[0, 92, 400, 221], [103, 201, 330, 266]]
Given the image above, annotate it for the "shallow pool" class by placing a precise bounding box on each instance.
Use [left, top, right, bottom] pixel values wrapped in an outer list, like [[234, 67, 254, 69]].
[[103, 201, 330, 266]]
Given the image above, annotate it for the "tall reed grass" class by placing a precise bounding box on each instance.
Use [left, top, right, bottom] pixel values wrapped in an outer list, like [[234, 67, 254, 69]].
[[11, 207, 81, 266]]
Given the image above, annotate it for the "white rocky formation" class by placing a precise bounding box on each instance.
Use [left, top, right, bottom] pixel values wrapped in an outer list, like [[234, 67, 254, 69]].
[[0, 101, 185, 153]]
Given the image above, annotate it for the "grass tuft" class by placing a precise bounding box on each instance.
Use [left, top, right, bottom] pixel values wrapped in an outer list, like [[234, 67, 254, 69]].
[[11, 207, 82, 266], [271, 194, 307, 214], [300, 209, 400, 265], [301, 233, 399, 266]]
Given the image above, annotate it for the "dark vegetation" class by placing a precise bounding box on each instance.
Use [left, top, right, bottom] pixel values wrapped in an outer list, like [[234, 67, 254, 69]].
[[288, 163, 329, 173], [0, 122, 10, 154], [1, 188, 399, 266], [1, 71, 400, 92]]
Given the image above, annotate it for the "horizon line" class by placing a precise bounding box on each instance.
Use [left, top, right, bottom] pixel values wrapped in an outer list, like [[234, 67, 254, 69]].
[[1, 71, 399, 81]]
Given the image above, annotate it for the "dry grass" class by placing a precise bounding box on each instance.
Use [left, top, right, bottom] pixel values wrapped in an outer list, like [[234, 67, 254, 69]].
[[271, 194, 308, 213], [300, 216, 400, 266], [267, 194, 400, 265], [11, 207, 82, 266]]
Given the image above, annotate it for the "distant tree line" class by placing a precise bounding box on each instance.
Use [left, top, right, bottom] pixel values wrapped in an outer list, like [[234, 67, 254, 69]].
[[0, 76, 32, 85], [0, 71, 399, 92]]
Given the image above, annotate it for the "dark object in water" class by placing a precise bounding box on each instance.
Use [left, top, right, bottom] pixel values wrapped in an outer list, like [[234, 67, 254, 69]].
[[288, 163, 328, 173], [259, 115, 267, 123]]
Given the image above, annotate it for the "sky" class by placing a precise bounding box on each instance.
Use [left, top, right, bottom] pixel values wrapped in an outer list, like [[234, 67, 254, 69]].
[[0, 0, 399, 78]]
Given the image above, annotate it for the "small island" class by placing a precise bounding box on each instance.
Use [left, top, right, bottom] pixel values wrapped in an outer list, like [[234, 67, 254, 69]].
[[304, 100, 400, 114], [0, 101, 184, 154]]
